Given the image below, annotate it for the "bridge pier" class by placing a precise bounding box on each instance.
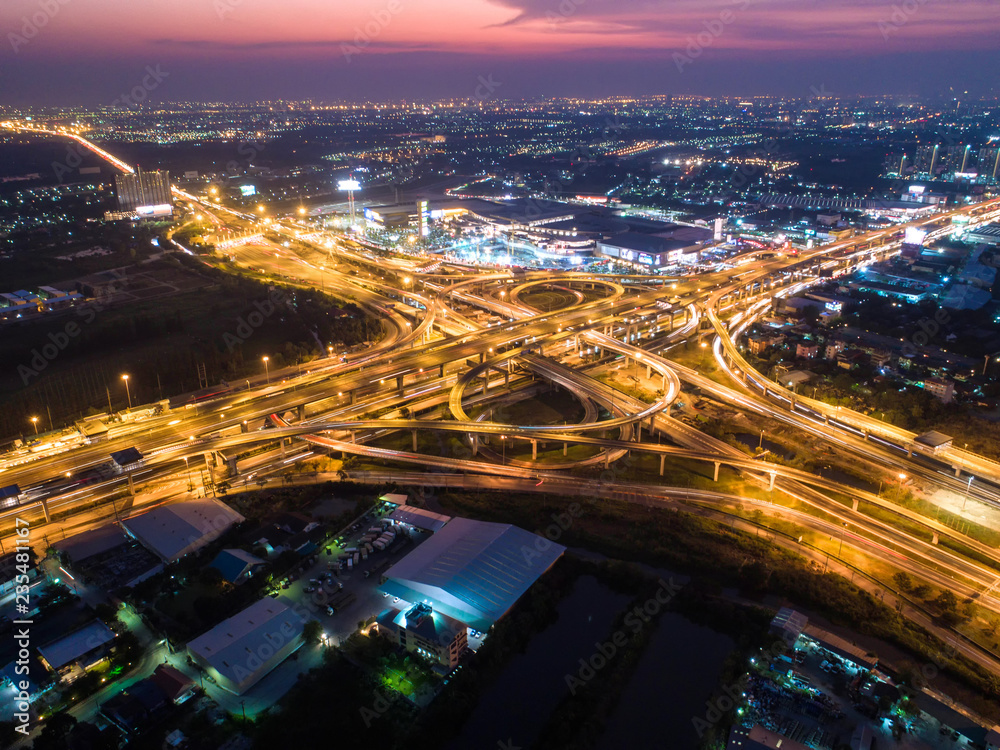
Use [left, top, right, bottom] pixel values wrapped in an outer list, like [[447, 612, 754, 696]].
[[636, 423, 641, 443], [228, 457, 239, 478], [280, 439, 287, 458], [659, 454, 665, 476], [605, 451, 611, 468], [127, 472, 135, 496], [471, 436, 478, 457], [713, 462, 720, 482], [412, 430, 418, 452], [932, 531, 939, 545], [297, 404, 305, 421], [563, 443, 568, 456], [531, 439, 537, 460], [852, 497, 859, 511], [954, 465, 962, 477], [397, 375, 404, 392], [768, 473, 776, 492], [350, 431, 356, 443], [440, 363, 445, 378], [40, 499, 51, 523], [350, 390, 356, 405]]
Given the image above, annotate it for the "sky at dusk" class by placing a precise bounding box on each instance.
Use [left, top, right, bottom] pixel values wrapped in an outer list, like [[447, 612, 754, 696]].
[[2, 0, 999, 104]]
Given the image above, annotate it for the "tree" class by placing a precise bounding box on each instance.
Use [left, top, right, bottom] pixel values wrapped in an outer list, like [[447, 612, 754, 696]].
[[892, 572, 913, 593], [935, 590, 958, 613], [32, 711, 77, 750], [303, 620, 323, 645]]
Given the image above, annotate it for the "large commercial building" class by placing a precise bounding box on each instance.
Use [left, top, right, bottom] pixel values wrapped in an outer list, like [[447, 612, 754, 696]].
[[187, 598, 305, 695], [965, 223, 1000, 247], [597, 231, 703, 270], [114, 167, 173, 215], [379, 517, 565, 632], [122, 498, 245, 563]]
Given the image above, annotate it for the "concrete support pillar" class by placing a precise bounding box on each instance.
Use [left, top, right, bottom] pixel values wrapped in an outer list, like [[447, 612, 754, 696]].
[[228, 457, 239, 478], [659, 454, 666, 476], [471, 436, 478, 457], [605, 451, 611, 468], [280, 439, 287, 458], [563, 443, 568, 456], [932, 531, 939, 545], [852, 497, 859, 511], [127, 473, 135, 496], [350, 389, 356, 405], [396, 375, 404, 392], [713, 462, 720, 482], [297, 404, 305, 421], [350, 431, 356, 443], [768, 473, 776, 492], [439, 363, 445, 378], [662, 373, 667, 390], [479, 352, 484, 364], [412, 430, 418, 452], [955, 465, 962, 477], [646, 365, 652, 380], [504, 371, 510, 389], [531, 439, 537, 460], [636, 423, 642, 443], [40, 499, 51, 523]]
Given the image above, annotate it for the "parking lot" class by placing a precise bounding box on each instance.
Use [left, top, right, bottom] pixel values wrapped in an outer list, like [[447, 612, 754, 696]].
[[273, 505, 432, 644]]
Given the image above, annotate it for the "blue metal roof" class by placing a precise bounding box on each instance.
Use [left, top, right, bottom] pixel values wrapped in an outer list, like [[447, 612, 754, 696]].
[[381, 518, 564, 630]]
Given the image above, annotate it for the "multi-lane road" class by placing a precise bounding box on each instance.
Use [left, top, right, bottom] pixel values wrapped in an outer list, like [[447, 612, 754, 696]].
[[5, 123, 1000, 673]]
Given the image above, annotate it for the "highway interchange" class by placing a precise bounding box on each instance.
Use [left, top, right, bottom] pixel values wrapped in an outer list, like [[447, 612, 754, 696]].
[[5, 124, 1000, 676]]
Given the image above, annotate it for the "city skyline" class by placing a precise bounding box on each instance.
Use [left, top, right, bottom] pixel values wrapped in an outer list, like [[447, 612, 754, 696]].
[[2, 0, 1000, 104]]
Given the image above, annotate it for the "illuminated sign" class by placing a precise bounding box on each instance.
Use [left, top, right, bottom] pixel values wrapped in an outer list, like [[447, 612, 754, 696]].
[[240, 185, 256, 197], [903, 227, 927, 246], [908, 185, 926, 195], [638, 253, 654, 265], [136, 204, 172, 217], [338, 179, 361, 191]]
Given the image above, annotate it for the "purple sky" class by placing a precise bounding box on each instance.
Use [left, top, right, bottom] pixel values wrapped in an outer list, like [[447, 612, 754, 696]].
[[2, 0, 998, 103]]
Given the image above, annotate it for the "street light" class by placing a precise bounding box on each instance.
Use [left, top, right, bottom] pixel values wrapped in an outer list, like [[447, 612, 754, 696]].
[[962, 475, 974, 511], [121, 374, 132, 410], [30, 416, 38, 435], [262, 356, 270, 385]]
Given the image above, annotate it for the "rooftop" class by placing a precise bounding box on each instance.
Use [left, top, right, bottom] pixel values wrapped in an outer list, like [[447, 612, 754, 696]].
[[122, 498, 245, 562], [38, 620, 115, 671], [381, 517, 565, 630]]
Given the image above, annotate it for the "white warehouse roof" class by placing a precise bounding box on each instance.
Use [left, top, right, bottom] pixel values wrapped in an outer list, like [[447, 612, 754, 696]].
[[380, 517, 565, 630], [187, 597, 305, 694], [122, 498, 244, 562]]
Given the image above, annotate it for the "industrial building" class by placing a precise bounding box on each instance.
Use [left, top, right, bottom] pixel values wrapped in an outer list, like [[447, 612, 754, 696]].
[[37, 620, 117, 680], [122, 498, 245, 562], [114, 167, 173, 215], [379, 517, 565, 632], [965, 222, 1000, 246], [187, 597, 305, 695], [375, 601, 469, 669]]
